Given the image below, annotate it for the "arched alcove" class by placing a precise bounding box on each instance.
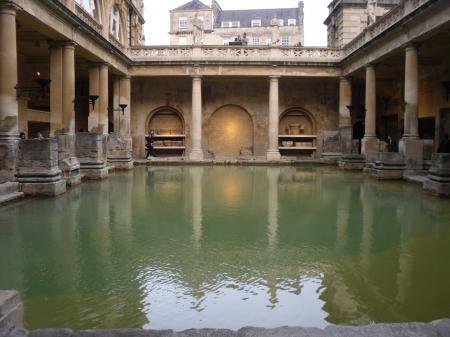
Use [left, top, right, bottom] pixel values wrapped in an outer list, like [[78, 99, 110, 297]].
[[207, 105, 254, 158], [147, 107, 185, 156], [279, 108, 317, 156]]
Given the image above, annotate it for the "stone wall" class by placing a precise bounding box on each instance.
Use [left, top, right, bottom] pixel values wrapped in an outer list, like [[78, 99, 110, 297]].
[[131, 77, 339, 159]]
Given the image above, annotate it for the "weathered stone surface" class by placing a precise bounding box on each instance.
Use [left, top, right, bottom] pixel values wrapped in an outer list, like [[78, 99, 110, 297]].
[[74, 329, 173, 337], [8, 329, 28, 337], [431, 319, 450, 337], [76, 133, 109, 179], [399, 138, 423, 169], [423, 154, 450, 197], [0, 182, 24, 206], [29, 329, 73, 337], [325, 322, 440, 337], [56, 135, 81, 187], [238, 326, 326, 337], [15, 139, 66, 196], [178, 329, 236, 337], [0, 291, 23, 330], [107, 134, 133, 171], [365, 152, 406, 180], [0, 141, 19, 184], [339, 154, 366, 170]]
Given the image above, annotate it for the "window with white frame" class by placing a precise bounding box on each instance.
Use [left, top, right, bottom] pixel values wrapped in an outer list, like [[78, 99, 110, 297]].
[[251, 19, 261, 27], [278, 19, 284, 26], [267, 37, 272, 45], [288, 19, 296, 26], [252, 36, 260, 45], [221, 21, 231, 28], [223, 39, 231, 45], [76, 0, 97, 18], [178, 37, 187, 45], [232, 21, 240, 27], [110, 6, 121, 40], [179, 16, 188, 29], [281, 36, 289, 46]]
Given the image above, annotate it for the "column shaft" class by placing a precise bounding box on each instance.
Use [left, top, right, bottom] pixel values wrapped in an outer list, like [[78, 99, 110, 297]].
[[88, 65, 100, 132], [50, 45, 63, 136], [119, 76, 131, 137], [404, 45, 419, 138], [0, 3, 18, 139], [339, 77, 352, 127], [62, 43, 75, 135], [267, 76, 281, 161], [112, 76, 120, 134], [98, 64, 108, 135], [365, 65, 376, 138], [189, 76, 203, 161]]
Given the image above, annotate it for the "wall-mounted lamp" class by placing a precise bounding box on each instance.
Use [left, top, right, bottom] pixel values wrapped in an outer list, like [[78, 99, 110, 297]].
[[119, 104, 128, 114], [442, 81, 450, 101], [88, 95, 99, 110], [15, 72, 51, 98]]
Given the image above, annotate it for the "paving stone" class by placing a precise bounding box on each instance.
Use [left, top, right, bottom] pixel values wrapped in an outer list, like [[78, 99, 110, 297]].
[[325, 322, 440, 337], [74, 329, 174, 337], [177, 329, 236, 337], [29, 329, 73, 337], [237, 326, 327, 337], [8, 329, 28, 337], [431, 319, 450, 337]]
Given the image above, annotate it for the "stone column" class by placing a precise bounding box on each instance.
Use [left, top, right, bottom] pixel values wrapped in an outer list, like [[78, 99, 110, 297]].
[[50, 44, 63, 136], [119, 76, 131, 137], [112, 76, 120, 133], [59, 41, 81, 186], [0, 1, 19, 184], [362, 65, 379, 154], [88, 64, 100, 132], [339, 77, 353, 153], [189, 75, 203, 161], [62, 42, 76, 135], [267, 76, 281, 161], [399, 44, 423, 168], [98, 63, 109, 135]]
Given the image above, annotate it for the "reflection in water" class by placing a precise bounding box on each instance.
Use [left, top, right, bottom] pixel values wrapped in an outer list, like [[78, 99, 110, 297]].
[[1, 167, 450, 330]]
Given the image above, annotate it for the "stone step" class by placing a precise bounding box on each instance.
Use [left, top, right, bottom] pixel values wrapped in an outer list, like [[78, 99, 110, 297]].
[[0, 184, 24, 206]]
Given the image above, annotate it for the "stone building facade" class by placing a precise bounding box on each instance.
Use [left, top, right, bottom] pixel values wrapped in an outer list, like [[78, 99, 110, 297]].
[[169, 0, 304, 47], [0, 0, 450, 202]]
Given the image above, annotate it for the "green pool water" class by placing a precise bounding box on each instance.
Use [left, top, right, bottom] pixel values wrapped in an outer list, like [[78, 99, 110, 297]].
[[1, 166, 450, 330]]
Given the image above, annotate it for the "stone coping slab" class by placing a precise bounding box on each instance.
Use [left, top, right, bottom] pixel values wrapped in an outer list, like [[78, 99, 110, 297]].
[[2, 320, 450, 337]]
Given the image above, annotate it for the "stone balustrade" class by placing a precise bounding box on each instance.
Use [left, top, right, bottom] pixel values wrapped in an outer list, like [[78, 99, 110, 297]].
[[129, 46, 343, 64], [344, 0, 432, 58]]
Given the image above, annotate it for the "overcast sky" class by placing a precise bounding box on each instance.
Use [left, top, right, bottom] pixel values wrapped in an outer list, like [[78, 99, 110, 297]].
[[143, 0, 330, 46]]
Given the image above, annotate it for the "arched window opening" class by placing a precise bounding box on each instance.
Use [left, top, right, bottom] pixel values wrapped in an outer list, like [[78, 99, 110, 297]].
[[110, 6, 122, 41], [76, 0, 99, 19]]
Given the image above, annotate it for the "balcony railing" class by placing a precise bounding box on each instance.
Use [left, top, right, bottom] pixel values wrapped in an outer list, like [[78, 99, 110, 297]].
[[344, 0, 432, 57], [129, 46, 343, 63]]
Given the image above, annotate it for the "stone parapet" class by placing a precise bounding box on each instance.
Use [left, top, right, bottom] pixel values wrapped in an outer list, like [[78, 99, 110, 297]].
[[339, 153, 366, 170], [107, 134, 133, 170], [76, 133, 109, 179], [56, 135, 81, 186], [15, 139, 67, 196], [423, 153, 450, 197], [0, 291, 23, 331], [2, 320, 450, 337], [0, 140, 19, 184], [366, 152, 406, 180]]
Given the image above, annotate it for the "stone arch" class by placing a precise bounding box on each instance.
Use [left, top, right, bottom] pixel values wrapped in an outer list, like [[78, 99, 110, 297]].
[[146, 106, 185, 135], [279, 107, 317, 135], [207, 105, 254, 158], [109, 4, 127, 43]]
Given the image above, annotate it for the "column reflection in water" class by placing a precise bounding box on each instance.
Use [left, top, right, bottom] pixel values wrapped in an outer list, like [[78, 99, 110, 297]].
[[336, 186, 350, 251], [190, 167, 204, 250], [360, 181, 374, 272], [267, 167, 280, 250]]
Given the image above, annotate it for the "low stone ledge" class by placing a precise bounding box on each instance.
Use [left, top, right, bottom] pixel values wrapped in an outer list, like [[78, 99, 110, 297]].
[[10, 320, 450, 337], [0, 291, 23, 330], [339, 154, 366, 171], [423, 154, 450, 197]]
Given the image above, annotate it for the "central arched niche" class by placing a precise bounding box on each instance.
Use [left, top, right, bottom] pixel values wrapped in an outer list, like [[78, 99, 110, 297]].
[[148, 107, 184, 135], [279, 108, 316, 135], [208, 105, 254, 158]]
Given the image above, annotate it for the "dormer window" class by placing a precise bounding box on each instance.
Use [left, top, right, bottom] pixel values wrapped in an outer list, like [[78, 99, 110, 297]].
[[179, 17, 188, 29], [222, 21, 240, 28], [251, 19, 261, 27], [232, 21, 240, 28], [288, 19, 296, 26]]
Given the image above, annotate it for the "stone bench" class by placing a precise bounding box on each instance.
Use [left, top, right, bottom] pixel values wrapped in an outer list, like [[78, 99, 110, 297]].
[[423, 153, 450, 197]]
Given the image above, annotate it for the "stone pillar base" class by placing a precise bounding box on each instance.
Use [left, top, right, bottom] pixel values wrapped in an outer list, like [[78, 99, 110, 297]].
[[0, 290, 24, 330], [339, 154, 366, 171], [107, 134, 134, 170], [423, 154, 450, 197], [16, 139, 67, 196], [367, 152, 406, 180], [339, 125, 353, 154], [321, 153, 342, 165], [0, 140, 19, 183], [361, 136, 379, 154], [189, 149, 204, 161], [56, 135, 81, 187], [0, 182, 24, 205], [76, 133, 109, 180], [399, 137, 423, 169], [266, 150, 281, 161]]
